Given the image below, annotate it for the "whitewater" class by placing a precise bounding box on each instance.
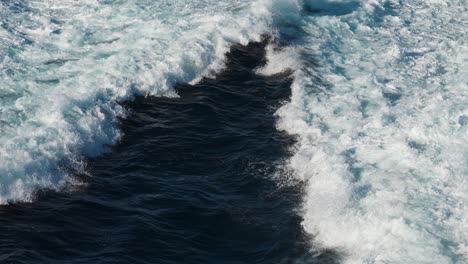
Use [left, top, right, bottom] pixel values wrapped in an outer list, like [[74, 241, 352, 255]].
[[0, 0, 272, 202], [0, 0, 467, 263]]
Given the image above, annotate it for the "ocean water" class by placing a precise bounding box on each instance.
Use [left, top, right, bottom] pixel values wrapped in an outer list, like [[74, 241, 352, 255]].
[[1, 0, 467, 263]]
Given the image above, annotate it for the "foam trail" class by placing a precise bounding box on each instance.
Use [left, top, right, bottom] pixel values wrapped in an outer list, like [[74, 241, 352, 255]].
[[256, 45, 301, 76], [275, 0, 468, 263], [0, 0, 288, 203]]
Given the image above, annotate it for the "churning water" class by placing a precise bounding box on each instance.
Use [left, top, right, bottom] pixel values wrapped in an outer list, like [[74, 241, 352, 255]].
[[1, 0, 467, 263]]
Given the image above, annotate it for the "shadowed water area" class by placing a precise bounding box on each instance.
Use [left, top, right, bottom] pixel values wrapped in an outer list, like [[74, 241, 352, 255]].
[[0, 42, 338, 264]]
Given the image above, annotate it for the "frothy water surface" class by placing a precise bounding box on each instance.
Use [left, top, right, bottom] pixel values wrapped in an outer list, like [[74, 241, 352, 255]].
[[1, 0, 467, 263], [276, 0, 468, 263], [0, 0, 274, 203], [0, 41, 324, 264]]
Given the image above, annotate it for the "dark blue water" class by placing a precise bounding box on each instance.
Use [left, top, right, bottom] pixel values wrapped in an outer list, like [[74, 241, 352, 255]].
[[0, 41, 338, 264]]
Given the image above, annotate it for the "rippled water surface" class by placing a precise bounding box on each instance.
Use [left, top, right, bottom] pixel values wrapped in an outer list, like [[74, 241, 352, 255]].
[[1, 0, 467, 263], [0, 42, 331, 264]]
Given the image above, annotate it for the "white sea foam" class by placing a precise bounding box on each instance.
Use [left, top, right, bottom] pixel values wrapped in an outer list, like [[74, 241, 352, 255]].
[[0, 0, 285, 204], [1, 0, 467, 262], [276, 0, 468, 263], [256, 44, 301, 75]]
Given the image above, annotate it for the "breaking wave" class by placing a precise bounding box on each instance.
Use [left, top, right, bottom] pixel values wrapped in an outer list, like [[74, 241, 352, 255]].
[[1, 1, 467, 263]]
